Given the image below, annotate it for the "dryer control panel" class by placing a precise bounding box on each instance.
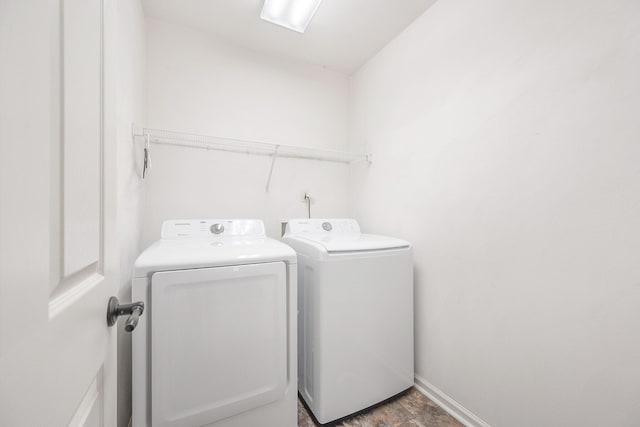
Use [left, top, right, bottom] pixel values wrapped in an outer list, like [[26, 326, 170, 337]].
[[285, 219, 360, 235], [161, 219, 266, 239]]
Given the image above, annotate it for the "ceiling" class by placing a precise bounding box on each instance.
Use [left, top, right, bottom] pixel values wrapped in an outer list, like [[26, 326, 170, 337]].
[[141, 0, 438, 75]]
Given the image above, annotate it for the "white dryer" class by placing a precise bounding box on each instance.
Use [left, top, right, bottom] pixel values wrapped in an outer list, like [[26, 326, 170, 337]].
[[283, 219, 414, 425], [132, 219, 297, 427]]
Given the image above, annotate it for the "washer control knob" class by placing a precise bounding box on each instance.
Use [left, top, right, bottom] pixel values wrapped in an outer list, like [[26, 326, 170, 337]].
[[322, 222, 332, 231], [210, 223, 224, 234]]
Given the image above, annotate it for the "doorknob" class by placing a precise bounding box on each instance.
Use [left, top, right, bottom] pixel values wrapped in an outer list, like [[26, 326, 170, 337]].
[[107, 297, 144, 332]]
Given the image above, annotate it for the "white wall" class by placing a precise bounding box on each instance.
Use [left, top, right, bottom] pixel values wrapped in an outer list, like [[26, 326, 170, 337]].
[[349, 0, 640, 426], [141, 19, 351, 245], [116, 1, 145, 426]]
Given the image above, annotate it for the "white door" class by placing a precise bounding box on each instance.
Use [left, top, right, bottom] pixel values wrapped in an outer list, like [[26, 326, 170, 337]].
[[0, 0, 118, 426]]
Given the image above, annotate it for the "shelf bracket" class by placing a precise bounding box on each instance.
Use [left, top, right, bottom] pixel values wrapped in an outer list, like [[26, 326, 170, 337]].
[[142, 133, 151, 179]]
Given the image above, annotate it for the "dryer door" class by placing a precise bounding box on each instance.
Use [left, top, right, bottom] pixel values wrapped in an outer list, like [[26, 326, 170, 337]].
[[150, 262, 288, 427]]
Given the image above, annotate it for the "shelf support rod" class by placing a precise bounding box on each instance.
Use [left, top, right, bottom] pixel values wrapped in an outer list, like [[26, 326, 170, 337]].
[[265, 145, 279, 192]]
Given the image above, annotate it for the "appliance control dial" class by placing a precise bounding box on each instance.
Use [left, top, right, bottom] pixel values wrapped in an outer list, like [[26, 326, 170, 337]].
[[210, 223, 225, 234], [322, 222, 332, 231]]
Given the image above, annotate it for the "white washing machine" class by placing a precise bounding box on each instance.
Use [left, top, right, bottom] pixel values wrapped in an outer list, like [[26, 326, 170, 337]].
[[283, 219, 414, 425], [132, 219, 297, 427]]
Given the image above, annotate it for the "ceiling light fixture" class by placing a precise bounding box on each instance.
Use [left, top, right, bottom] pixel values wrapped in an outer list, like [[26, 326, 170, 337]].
[[260, 0, 323, 34]]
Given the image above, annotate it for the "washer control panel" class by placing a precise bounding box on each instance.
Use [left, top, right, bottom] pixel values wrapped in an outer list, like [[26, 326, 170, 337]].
[[285, 219, 360, 235], [161, 219, 265, 238]]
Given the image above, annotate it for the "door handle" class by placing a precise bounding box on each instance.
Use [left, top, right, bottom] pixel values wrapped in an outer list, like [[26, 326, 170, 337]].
[[107, 297, 145, 332]]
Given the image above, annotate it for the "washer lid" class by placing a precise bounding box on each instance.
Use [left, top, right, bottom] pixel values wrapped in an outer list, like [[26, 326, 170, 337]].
[[284, 219, 409, 253], [295, 233, 410, 252]]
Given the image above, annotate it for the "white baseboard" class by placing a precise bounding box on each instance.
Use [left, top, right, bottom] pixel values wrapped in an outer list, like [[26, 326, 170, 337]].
[[414, 375, 491, 427]]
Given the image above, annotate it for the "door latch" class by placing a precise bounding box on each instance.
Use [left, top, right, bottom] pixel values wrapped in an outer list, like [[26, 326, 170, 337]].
[[107, 297, 144, 332]]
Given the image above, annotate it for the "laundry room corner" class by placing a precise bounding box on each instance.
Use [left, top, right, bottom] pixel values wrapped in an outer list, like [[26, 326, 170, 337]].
[[139, 18, 353, 245]]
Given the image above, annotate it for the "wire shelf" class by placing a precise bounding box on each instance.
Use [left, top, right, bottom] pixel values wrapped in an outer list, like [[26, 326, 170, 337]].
[[133, 126, 370, 164]]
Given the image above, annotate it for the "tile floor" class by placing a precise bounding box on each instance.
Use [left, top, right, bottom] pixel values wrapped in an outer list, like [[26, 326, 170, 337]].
[[297, 388, 463, 427]]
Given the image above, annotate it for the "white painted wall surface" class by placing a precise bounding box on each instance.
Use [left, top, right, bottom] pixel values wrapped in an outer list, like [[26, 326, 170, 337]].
[[116, 1, 145, 426], [142, 19, 350, 246], [349, 0, 640, 425]]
